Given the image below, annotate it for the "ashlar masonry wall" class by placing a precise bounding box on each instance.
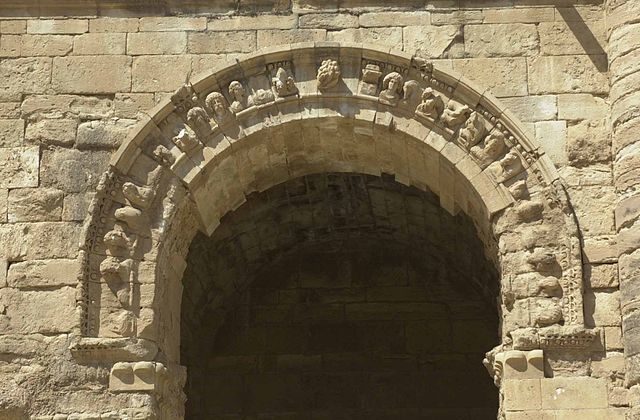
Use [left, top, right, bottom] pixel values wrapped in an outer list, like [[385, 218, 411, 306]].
[[0, 1, 632, 419]]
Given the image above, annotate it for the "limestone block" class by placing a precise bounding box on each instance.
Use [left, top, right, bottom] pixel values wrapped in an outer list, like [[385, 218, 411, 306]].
[[187, 31, 256, 53], [327, 27, 403, 50], [539, 21, 605, 56], [505, 411, 555, 420], [138, 17, 206, 32], [52, 56, 132, 94], [192, 53, 243, 79], [0, 34, 20, 57], [500, 95, 557, 122], [431, 10, 483, 25], [0, 287, 77, 334], [403, 25, 459, 58], [0, 58, 52, 101], [257, 29, 326, 48], [209, 15, 297, 31], [0, 189, 6, 223], [132, 55, 192, 92], [89, 18, 139, 33], [25, 119, 77, 147], [585, 263, 619, 289], [109, 361, 167, 392], [0, 118, 24, 147], [299, 13, 358, 29], [114, 93, 155, 118], [0, 222, 81, 260], [76, 118, 137, 149], [27, 19, 88, 34], [1, 20, 26, 34], [534, 120, 567, 166], [0, 102, 20, 119], [465, 24, 539, 57], [0, 147, 38, 188], [528, 55, 608, 95], [566, 119, 610, 167], [62, 192, 93, 221], [8, 188, 63, 222], [554, 408, 626, 420], [583, 236, 617, 263], [20, 35, 73, 56], [584, 290, 621, 327], [21, 94, 113, 120], [590, 352, 625, 379], [558, 94, 607, 121], [127, 32, 187, 55], [503, 379, 541, 410], [0, 258, 6, 287], [605, 326, 624, 350], [453, 58, 527, 97], [483, 7, 554, 23], [569, 186, 616, 236], [617, 195, 640, 230], [7, 259, 80, 288], [540, 377, 608, 409], [73, 33, 126, 55], [359, 11, 430, 27], [40, 148, 110, 193]]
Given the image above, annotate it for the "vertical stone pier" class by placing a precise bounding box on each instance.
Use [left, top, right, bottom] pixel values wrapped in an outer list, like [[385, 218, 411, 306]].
[[608, 0, 640, 386]]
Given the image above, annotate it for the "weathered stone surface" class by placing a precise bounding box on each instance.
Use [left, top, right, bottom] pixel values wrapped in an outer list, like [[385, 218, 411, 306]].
[[528, 55, 609, 95], [52, 56, 132, 94], [0, 58, 51, 101], [76, 118, 137, 149], [73, 33, 126, 55], [188, 31, 256, 53], [465, 24, 539, 57], [0, 119, 24, 147], [483, 7, 554, 23], [20, 35, 73, 56], [257, 29, 326, 48], [299, 13, 358, 29], [21, 94, 113, 120], [327, 27, 402, 50], [453, 57, 528, 97], [584, 291, 621, 327], [616, 195, 640, 230], [566, 119, 610, 167], [139, 17, 207, 32], [7, 259, 80, 288], [127, 32, 187, 55], [0, 147, 38, 188], [62, 192, 93, 221], [558, 94, 607, 121], [40, 148, 110, 193], [89, 18, 139, 33], [359, 11, 430, 27], [585, 263, 619, 289], [500, 96, 557, 122], [404, 25, 459, 58], [534, 120, 567, 166], [25, 119, 77, 147], [114, 93, 155, 118], [0, 102, 20, 119], [0, 34, 20, 57], [605, 326, 624, 350], [0, 222, 81, 260], [431, 10, 483, 25], [209, 15, 296, 31], [539, 21, 606, 56], [1, 20, 26, 34], [569, 186, 616, 236], [132, 55, 191, 92], [8, 188, 63, 222], [540, 377, 608, 409], [27, 19, 88, 34], [0, 287, 77, 334], [583, 236, 617, 263]]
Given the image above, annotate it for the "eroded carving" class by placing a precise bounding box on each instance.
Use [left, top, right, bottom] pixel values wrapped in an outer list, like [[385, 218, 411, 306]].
[[496, 150, 523, 182], [271, 66, 298, 98], [360, 63, 382, 96], [171, 85, 211, 139], [228, 80, 247, 113], [379, 71, 404, 105], [317, 59, 341, 91], [205, 91, 233, 125], [114, 206, 146, 232], [442, 102, 472, 129], [415, 87, 444, 120], [110, 361, 168, 393], [152, 145, 175, 166], [483, 348, 544, 386], [123, 182, 154, 209], [172, 126, 200, 153], [470, 130, 506, 168], [458, 111, 486, 150]]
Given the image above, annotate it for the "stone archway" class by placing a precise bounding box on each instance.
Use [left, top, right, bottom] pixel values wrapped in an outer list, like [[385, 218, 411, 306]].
[[73, 43, 595, 419]]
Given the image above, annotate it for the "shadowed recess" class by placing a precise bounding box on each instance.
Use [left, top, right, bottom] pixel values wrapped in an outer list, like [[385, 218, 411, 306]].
[[181, 172, 500, 419]]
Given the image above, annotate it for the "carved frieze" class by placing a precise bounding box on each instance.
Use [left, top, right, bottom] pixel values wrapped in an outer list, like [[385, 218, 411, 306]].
[[228, 80, 247, 113], [269, 63, 298, 98], [317, 59, 341, 91]]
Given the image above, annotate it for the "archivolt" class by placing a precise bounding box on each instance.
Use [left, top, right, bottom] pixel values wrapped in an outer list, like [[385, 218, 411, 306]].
[[77, 43, 590, 365]]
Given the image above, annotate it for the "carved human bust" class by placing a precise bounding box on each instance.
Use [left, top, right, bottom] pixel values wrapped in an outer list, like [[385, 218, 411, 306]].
[[205, 91, 232, 124], [379, 71, 404, 105], [228, 81, 247, 113], [415, 87, 444, 119]]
